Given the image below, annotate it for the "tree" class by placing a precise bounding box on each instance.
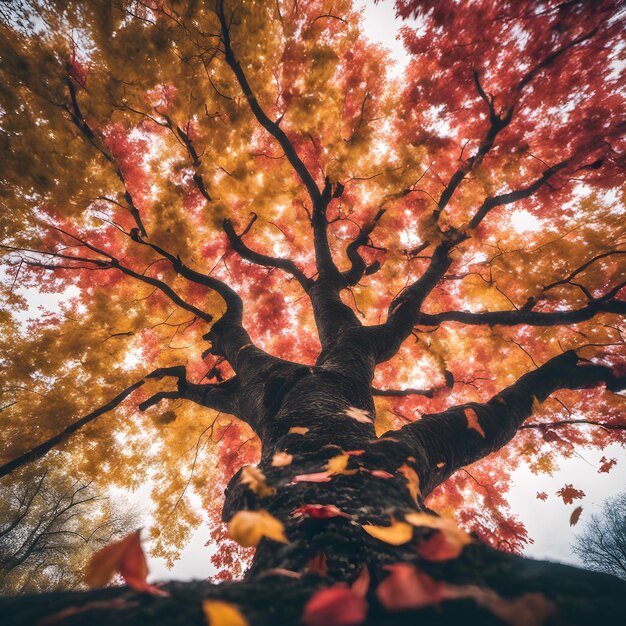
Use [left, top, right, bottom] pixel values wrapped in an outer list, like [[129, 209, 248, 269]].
[[0, 0, 625, 623], [0, 459, 140, 595], [572, 491, 626, 580]]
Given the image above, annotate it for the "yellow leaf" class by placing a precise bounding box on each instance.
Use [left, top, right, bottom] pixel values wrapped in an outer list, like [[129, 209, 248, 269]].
[[228, 510, 288, 547], [288, 426, 309, 435], [362, 521, 413, 545], [240, 466, 275, 497], [398, 464, 421, 504], [344, 407, 373, 423], [202, 600, 249, 626], [271, 452, 293, 467], [464, 407, 485, 438], [326, 453, 356, 475], [405, 512, 471, 556]]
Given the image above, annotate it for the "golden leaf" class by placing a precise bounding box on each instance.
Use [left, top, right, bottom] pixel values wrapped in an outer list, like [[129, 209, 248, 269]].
[[362, 521, 413, 545], [228, 510, 288, 547], [202, 600, 249, 626], [271, 452, 293, 467], [398, 464, 421, 504], [240, 466, 275, 497], [288, 426, 309, 435]]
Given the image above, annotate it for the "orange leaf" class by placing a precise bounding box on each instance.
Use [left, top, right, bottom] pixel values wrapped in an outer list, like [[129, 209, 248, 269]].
[[598, 456, 617, 474], [291, 504, 352, 520], [288, 426, 309, 435], [536, 492, 548, 501], [202, 599, 249, 626], [302, 585, 367, 626], [556, 484, 585, 505], [228, 510, 288, 547], [464, 407, 485, 437], [398, 464, 421, 504], [569, 506, 583, 526], [362, 521, 413, 545], [306, 552, 329, 577], [405, 512, 471, 561], [292, 471, 333, 483]]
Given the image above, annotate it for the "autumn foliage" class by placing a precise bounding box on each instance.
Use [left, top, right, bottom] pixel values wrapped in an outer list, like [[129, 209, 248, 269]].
[[0, 0, 625, 618]]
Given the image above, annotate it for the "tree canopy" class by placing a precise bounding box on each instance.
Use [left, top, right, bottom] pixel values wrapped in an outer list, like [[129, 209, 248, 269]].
[[0, 0, 624, 588]]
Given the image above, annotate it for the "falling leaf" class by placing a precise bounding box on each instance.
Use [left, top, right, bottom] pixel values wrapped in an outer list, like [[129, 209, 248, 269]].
[[398, 464, 421, 504], [85, 530, 167, 596], [228, 510, 288, 547], [362, 520, 413, 545], [292, 471, 333, 483], [464, 407, 485, 437], [598, 456, 617, 474], [240, 466, 275, 497], [202, 600, 249, 626], [344, 407, 372, 423], [291, 504, 352, 520], [406, 512, 471, 561], [271, 452, 293, 467], [346, 450, 365, 456], [569, 506, 583, 526], [536, 492, 548, 501], [302, 585, 367, 626], [435, 461, 445, 469], [288, 426, 309, 435], [556, 484, 585, 505]]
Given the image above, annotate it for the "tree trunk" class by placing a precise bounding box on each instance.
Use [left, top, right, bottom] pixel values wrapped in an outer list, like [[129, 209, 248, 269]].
[[3, 354, 626, 625]]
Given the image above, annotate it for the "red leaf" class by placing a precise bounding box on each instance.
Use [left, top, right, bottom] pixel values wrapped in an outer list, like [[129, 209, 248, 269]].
[[536, 492, 548, 501], [291, 504, 352, 520], [351, 565, 370, 598], [598, 456, 617, 474], [369, 470, 394, 479], [569, 506, 583, 526], [302, 585, 367, 626], [292, 471, 333, 483], [556, 484, 585, 505], [306, 553, 328, 577], [376, 564, 447, 611]]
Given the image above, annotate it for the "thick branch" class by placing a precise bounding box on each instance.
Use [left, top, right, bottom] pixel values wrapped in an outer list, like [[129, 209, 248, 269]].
[[222, 216, 312, 291], [418, 299, 626, 327], [341, 208, 385, 286], [382, 350, 625, 496]]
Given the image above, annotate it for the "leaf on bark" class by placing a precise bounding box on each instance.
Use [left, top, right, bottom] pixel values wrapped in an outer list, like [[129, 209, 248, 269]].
[[362, 520, 413, 545], [464, 407, 485, 437], [227, 510, 288, 547], [271, 451, 293, 467], [288, 426, 309, 435], [240, 466, 276, 497], [406, 512, 471, 561], [398, 464, 421, 503], [344, 407, 372, 423], [291, 504, 352, 520]]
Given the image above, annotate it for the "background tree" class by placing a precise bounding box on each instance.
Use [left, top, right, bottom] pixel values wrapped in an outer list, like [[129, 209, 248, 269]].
[[0, 458, 139, 595], [0, 0, 625, 623], [572, 490, 626, 580]]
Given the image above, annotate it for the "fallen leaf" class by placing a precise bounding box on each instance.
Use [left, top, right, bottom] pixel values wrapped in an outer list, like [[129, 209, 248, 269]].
[[202, 600, 248, 626], [464, 407, 485, 437], [344, 407, 372, 423], [271, 451, 293, 467], [327, 453, 356, 475], [291, 504, 352, 520], [362, 521, 413, 545], [228, 510, 288, 547], [240, 466, 275, 497], [369, 470, 393, 479], [85, 530, 166, 596], [569, 506, 583, 526], [288, 426, 309, 435], [302, 585, 367, 626], [398, 464, 421, 504], [556, 484, 585, 505], [405, 512, 471, 561], [292, 471, 333, 483]]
